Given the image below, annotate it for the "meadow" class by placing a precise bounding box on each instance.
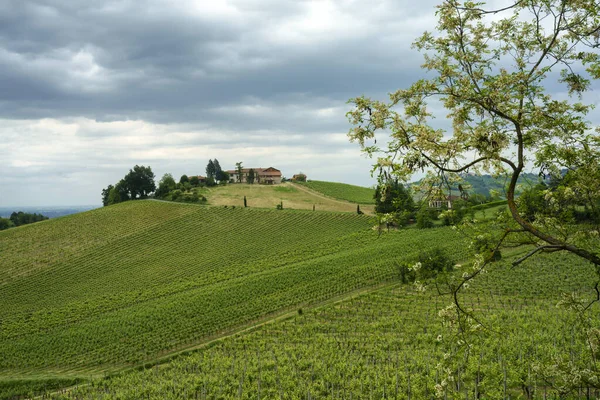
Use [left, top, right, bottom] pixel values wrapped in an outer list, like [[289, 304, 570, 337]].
[[197, 183, 375, 214], [0, 200, 466, 397], [295, 180, 376, 204]]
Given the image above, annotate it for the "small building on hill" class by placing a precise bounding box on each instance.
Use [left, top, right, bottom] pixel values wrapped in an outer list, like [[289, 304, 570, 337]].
[[227, 167, 282, 184], [429, 195, 462, 209], [189, 175, 207, 184], [291, 173, 307, 182]]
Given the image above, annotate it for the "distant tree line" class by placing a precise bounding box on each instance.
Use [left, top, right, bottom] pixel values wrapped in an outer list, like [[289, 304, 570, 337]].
[[102, 161, 232, 207], [0, 211, 49, 231]]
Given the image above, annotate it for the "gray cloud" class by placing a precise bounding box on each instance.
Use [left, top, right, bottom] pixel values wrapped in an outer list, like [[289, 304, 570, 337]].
[[1, 0, 595, 207], [0, 0, 436, 122]]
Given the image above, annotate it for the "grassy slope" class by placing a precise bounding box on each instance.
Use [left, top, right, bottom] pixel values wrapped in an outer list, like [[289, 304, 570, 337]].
[[52, 252, 598, 399], [199, 183, 375, 214], [0, 201, 467, 387], [294, 180, 376, 204]]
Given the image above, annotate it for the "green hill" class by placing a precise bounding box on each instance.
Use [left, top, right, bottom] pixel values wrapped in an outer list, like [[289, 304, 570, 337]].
[[295, 180, 375, 204], [197, 182, 375, 214], [0, 200, 468, 396], [45, 252, 598, 399], [2, 199, 598, 399]]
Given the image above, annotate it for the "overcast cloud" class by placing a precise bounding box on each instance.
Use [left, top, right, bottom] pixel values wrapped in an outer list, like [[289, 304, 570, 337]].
[[0, 0, 597, 206]]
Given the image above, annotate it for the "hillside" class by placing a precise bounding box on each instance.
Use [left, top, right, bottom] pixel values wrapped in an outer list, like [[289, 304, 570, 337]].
[[459, 172, 541, 198], [2, 199, 598, 399], [42, 251, 598, 399], [199, 182, 375, 213], [294, 180, 376, 204], [0, 200, 467, 396]]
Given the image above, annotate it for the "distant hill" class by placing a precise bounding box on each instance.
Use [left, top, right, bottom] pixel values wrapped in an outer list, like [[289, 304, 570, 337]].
[[295, 180, 375, 204], [294, 174, 541, 204], [459, 172, 541, 198], [0, 205, 98, 219], [412, 172, 541, 199]]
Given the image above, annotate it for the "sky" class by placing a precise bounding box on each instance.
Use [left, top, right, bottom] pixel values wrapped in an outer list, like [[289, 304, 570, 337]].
[[0, 0, 598, 207]]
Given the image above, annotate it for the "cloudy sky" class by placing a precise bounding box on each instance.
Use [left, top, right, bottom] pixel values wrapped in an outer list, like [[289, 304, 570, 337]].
[[0, 0, 597, 207]]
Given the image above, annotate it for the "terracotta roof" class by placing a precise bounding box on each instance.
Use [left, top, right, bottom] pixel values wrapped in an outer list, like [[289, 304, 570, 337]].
[[227, 168, 263, 173], [227, 167, 281, 176]]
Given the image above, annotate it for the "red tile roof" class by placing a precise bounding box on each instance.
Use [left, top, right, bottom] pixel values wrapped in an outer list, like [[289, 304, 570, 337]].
[[226, 167, 281, 176]]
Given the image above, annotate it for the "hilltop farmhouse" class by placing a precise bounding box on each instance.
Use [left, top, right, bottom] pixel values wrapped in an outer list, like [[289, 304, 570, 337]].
[[227, 167, 282, 185], [428, 194, 462, 209]]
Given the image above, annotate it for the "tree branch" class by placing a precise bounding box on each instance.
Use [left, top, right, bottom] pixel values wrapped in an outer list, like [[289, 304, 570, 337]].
[[582, 281, 600, 313], [511, 245, 565, 266], [457, 1, 525, 16], [419, 151, 517, 174]]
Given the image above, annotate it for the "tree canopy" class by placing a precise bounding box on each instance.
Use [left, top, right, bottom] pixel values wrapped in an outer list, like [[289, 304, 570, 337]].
[[122, 165, 156, 199], [348, 0, 600, 390], [348, 0, 600, 268], [374, 180, 415, 215], [235, 162, 243, 183], [102, 165, 156, 206], [248, 168, 256, 184], [206, 160, 216, 180], [155, 173, 177, 199]]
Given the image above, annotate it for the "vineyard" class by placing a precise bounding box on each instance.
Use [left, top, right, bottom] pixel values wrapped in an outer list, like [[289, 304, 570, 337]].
[[295, 180, 376, 204], [0, 200, 468, 397], [45, 252, 599, 399]]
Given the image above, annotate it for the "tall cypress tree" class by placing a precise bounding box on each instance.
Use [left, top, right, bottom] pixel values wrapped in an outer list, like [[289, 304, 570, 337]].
[[213, 159, 224, 182], [206, 159, 216, 180]]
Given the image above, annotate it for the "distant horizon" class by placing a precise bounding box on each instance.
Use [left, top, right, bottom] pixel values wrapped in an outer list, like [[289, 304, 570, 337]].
[[0, 176, 377, 208], [0, 205, 100, 216]]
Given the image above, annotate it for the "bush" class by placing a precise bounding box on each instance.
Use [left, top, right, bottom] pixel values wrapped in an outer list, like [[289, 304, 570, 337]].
[[440, 199, 469, 226], [416, 207, 435, 229], [206, 177, 216, 187], [472, 233, 502, 262], [170, 189, 182, 201], [176, 190, 206, 204], [0, 217, 14, 230], [399, 247, 455, 283], [517, 182, 547, 222]]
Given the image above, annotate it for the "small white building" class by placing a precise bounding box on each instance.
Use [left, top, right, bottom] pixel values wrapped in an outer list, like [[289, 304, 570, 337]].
[[428, 195, 461, 209]]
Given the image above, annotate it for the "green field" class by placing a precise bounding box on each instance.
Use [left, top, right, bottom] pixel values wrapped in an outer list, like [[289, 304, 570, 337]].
[[0, 200, 469, 397], [295, 180, 376, 204], [197, 183, 376, 214], [43, 252, 599, 399], [2, 199, 598, 399]]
